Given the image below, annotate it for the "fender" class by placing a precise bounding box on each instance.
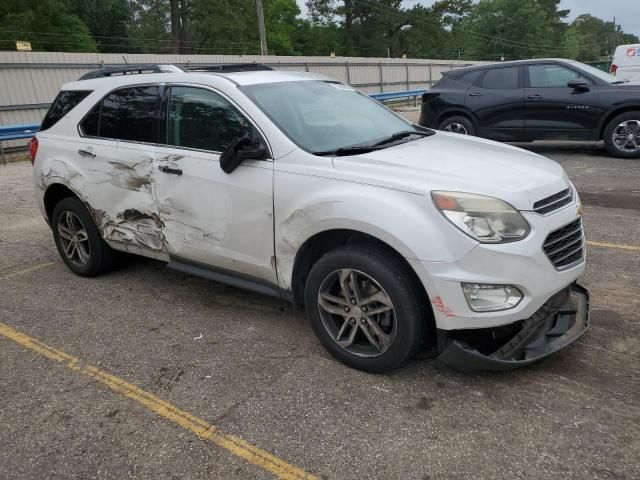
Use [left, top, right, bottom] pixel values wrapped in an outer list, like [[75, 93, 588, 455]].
[[273, 172, 477, 291]]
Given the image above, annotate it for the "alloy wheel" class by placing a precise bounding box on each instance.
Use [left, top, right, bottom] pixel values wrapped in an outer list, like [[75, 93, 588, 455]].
[[317, 269, 397, 357], [57, 211, 91, 267], [443, 122, 468, 135], [612, 120, 640, 152]]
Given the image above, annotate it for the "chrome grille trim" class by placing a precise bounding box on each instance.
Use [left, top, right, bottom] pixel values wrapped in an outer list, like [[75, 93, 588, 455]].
[[533, 188, 573, 215], [543, 218, 585, 270]]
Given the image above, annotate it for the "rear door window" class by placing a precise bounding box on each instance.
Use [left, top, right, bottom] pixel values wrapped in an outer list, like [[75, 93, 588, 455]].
[[480, 66, 521, 89], [79, 85, 160, 143], [41, 90, 92, 131]]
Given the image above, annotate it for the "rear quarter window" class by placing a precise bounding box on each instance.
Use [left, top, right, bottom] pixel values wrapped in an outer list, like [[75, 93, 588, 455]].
[[40, 90, 92, 131]]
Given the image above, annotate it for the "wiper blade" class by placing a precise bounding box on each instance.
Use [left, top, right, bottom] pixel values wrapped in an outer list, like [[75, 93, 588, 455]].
[[611, 80, 628, 85], [314, 145, 384, 156], [373, 129, 435, 146], [313, 129, 435, 156]]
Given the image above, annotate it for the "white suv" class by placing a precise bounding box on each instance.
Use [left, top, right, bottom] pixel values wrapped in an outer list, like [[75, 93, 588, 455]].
[[31, 64, 589, 372]]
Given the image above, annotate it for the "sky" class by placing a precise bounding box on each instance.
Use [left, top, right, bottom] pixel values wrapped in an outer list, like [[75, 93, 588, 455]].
[[295, 0, 640, 38]]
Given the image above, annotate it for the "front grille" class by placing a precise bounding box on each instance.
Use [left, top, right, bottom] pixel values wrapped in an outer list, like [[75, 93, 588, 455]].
[[543, 218, 585, 270], [533, 188, 573, 215]]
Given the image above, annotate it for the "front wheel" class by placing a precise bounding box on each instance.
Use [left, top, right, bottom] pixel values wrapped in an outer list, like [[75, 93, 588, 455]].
[[603, 112, 640, 159], [304, 244, 424, 372], [438, 115, 476, 136]]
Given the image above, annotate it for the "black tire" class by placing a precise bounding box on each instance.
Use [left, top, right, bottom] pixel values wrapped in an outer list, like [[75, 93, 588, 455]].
[[304, 244, 424, 372], [51, 197, 114, 276], [603, 111, 640, 159], [438, 115, 476, 136]]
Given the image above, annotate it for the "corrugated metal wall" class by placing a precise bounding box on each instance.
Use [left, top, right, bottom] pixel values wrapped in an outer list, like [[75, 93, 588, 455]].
[[0, 51, 486, 150]]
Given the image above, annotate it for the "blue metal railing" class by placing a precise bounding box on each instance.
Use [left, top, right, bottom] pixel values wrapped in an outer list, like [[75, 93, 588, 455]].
[[0, 123, 40, 164], [369, 89, 427, 102]]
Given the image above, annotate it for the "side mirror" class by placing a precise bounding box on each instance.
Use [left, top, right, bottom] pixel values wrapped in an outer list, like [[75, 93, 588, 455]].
[[220, 136, 267, 174], [567, 80, 589, 92]]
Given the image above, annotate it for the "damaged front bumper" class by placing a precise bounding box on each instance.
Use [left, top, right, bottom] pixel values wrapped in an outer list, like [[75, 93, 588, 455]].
[[438, 284, 589, 372]]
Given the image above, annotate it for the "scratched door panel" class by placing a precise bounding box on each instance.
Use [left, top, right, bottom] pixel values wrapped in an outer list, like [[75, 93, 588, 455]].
[[154, 145, 276, 283]]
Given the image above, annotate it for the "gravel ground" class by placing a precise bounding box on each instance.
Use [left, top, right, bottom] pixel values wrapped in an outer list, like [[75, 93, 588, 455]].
[[1, 132, 639, 479]]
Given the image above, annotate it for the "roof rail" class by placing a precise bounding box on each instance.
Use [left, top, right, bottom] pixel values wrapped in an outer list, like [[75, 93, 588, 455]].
[[78, 64, 183, 80], [186, 63, 273, 73]]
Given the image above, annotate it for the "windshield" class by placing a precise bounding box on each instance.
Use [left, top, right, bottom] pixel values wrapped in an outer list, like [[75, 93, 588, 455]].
[[565, 60, 616, 83], [242, 80, 418, 153]]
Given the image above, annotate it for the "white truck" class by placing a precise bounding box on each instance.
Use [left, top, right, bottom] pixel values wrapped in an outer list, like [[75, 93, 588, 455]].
[[611, 44, 640, 82]]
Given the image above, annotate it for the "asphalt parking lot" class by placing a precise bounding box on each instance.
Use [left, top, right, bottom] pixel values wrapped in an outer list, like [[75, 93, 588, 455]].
[[1, 132, 639, 479]]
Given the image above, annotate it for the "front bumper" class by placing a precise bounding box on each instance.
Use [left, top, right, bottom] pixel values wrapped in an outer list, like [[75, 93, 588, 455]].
[[437, 284, 589, 372]]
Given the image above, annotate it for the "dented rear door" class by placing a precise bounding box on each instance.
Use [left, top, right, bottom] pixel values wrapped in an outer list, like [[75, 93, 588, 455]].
[[70, 84, 166, 259], [153, 85, 276, 283]]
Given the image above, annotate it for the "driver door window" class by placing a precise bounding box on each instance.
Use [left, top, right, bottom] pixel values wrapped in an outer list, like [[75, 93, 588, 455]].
[[528, 64, 590, 88], [165, 86, 253, 152]]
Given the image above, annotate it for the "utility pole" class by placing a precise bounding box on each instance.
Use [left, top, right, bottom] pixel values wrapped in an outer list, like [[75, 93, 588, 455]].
[[612, 16, 616, 56], [256, 0, 268, 56]]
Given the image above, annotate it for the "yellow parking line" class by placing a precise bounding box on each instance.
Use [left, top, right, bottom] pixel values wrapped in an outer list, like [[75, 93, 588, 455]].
[[0, 261, 55, 282], [587, 241, 640, 252], [0, 322, 317, 480]]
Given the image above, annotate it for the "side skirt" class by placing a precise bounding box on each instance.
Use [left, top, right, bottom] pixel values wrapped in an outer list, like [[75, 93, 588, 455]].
[[167, 256, 292, 302]]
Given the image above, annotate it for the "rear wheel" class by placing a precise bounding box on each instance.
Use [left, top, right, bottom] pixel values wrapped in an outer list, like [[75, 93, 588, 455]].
[[603, 111, 640, 158], [438, 115, 476, 136], [52, 197, 114, 276], [304, 244, 424, 372]]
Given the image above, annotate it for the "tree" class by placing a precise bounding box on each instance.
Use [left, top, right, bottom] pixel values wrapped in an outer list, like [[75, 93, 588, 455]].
[[460, 0, 566, 60], [566, 14, 639, 62], [65, 0, 132, 52], [0, 0, 96, 52], [128, 0, 171, 53]]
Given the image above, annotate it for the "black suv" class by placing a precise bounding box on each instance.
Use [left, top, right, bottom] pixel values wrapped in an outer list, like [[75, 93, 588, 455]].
[[419, 58, 640, 158]]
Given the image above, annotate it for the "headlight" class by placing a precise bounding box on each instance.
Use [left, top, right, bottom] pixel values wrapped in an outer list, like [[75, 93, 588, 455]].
[[431, 191, 530, 243]]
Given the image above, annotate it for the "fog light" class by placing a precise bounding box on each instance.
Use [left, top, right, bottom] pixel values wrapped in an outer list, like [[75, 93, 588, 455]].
[[461, 283, 523, 312]]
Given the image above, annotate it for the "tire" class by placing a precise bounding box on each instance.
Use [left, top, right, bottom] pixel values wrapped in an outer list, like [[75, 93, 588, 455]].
[[438, 115, 476, 136], [51, 197, 114, 276], [603, 111, 640, 159], [304, 244, 424, 372]]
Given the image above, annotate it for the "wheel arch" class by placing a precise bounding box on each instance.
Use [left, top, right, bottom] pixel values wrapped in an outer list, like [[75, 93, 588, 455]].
[[435, 109, 478, 131], [289, 228, 437, 349], [598, 105, 640, 139], [44, 183, 79, 222]]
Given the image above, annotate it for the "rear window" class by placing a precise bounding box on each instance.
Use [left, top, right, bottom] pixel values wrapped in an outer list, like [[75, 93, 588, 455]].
[[41, 90, 92, 131]]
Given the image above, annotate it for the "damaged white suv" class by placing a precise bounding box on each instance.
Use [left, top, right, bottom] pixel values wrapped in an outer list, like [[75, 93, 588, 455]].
[[31, 64, 589, 372]]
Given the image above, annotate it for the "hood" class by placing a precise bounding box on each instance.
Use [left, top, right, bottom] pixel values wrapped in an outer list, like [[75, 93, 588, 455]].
[[331, 132, 571, 211]]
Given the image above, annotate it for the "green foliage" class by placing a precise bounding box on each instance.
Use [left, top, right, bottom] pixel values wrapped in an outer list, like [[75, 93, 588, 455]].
[[565, 14, 639, 62], [128, 0, 171, 53], [0, 0, 97, 52], [460, 0, 564, 60], [65, 0, 132, 52], [0, 0, 638, 60]]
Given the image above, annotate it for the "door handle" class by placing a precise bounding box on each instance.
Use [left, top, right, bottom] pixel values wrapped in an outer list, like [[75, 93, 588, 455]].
[[77, 147, 96, 157], [158, 165, 183, 175], [468, 92, 482, 97], [527, 94, 542, 99]]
